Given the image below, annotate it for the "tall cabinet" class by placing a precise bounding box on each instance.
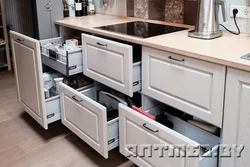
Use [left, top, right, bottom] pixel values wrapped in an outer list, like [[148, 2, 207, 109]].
[[0, 0, 11, 70], [221, 67, 250, 167]]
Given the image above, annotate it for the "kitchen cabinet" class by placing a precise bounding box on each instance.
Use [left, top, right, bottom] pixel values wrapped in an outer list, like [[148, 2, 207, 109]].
[[59, 83, 121, 159], [11, 28, 225, 164], [221, 68, 250, 167], [10, 31, 86, 130], [10, 30, 138, 159], [119, 96, 220, 167], [11, 31, 49, 129], [142, 47, 226, 128], [82, 34, 142, 97]]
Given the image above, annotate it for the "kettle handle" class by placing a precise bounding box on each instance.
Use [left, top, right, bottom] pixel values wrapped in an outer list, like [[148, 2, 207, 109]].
[[217, 0, 228, 22]]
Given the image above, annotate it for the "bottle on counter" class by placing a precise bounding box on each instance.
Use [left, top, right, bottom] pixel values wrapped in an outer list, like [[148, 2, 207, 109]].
[[68, 0, 76, 17], [82, 0, 88, 16], [75, 0, 83, 17], [88, 0, 96, 15], [63, 0, 69, 17]]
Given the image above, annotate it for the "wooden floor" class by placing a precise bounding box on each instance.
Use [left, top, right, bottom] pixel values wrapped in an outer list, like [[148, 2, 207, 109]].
[[0, 69, 136, 167]]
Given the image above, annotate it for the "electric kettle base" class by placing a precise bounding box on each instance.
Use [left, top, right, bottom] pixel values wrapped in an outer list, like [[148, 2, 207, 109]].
[[188, 30, 223, 40]]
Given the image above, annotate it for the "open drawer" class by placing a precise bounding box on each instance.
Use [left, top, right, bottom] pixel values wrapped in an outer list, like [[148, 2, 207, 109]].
[[119, 104, 220, 167], [45, 96, 61, 124], [40, 37, 83, 76], [82, 34, 142, 97], [59, 83, 124, 159]]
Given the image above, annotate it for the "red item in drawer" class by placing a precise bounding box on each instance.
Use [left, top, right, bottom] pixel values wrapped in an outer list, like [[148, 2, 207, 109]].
[[132, 105, 156, 120]]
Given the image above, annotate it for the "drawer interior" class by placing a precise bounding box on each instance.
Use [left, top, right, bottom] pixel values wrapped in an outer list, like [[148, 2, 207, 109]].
[[80, 85, 132, 122], [42, 66, 93, 99], [147, 104, 220, 155], [40, 35, 83, 76]]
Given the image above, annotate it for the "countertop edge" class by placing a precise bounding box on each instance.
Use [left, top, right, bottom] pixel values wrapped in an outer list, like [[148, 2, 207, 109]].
[[55, 17, 250, 72]]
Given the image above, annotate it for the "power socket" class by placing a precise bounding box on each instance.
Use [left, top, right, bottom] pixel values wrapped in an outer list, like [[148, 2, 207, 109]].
[[231, 5, 250, 18]]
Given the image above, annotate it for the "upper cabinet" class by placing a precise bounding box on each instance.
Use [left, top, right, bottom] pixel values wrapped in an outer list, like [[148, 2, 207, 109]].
[[221, 68, 250, 167], [142, 47, 226, 128]]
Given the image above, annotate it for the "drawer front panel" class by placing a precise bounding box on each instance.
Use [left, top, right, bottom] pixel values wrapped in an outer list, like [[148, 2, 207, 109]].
[[60, 83, 109, 158], [150, 57, 212, 109], [126, 119, 186, 167], [142, 47, 225, 127], [119, 104, 200, 167], [64, 96, 99, 141], [86, 45, 124, 83], [82, 34, 134, 96]]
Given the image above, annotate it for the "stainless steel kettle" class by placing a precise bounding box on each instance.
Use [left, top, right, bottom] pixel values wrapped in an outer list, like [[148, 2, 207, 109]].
[[188, 0, 227, 39]]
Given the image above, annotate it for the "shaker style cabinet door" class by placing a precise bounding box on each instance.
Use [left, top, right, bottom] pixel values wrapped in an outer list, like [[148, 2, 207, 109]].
[[82, 34, 135, 97], [142, 47, 226, 127], [10, 31, 48, 129], [221, 68, 250, 167], [59, 83, 110, 158]]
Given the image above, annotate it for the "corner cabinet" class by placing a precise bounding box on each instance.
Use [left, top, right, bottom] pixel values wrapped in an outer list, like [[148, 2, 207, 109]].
[[221, 68, 250, 167]]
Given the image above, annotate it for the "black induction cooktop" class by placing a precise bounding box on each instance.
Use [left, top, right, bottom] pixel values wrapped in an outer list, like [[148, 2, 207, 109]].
[[95, 21, 188, 38]]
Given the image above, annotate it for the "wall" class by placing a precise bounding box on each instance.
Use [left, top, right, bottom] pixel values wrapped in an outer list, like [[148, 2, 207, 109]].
[[95, 0, 127, 16], [96, 0, 250, 33], [222, 0, 250, 33], [127, 0, 187, 24], [128, 0, 250, 33]]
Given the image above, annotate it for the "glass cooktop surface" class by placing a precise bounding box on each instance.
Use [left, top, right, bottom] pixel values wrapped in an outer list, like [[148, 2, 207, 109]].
[[95, 21, 188, 38]]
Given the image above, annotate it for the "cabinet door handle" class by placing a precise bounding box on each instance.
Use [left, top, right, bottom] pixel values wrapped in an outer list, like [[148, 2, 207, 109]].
[[97, 42, 107, 47], [72, 96, 83, 103], [168, 56, 185, 62], [17, 38, 24, 42], [143, 123, 159, 133]]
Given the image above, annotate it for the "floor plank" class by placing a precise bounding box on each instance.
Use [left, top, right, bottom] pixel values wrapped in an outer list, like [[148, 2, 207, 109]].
[[0, 69, 135, 167]]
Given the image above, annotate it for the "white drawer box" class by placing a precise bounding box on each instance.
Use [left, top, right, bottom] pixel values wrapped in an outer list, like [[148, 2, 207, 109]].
[[59, 83, 121, 159], [119, 104, 220, 167], [45, 96, 61, 124], [82, 34, 142, 97], [40, 37, 83, 76], [142, 47, 226, 128]]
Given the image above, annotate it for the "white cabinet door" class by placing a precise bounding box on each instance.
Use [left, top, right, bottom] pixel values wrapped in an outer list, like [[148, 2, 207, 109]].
[[82, 34, 134, 96], [119, 104, 201, 167], [59, 83, 109, 158], [10, 31, 48, 129], [221, 68, 250, 167], [142, 47, 225, 127]]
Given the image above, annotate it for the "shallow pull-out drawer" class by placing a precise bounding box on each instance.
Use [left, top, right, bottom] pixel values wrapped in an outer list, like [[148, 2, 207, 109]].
[[119, 104, 220, 167], [59, 83, 120, 159], [142, 47, 225, 128], [82, 34, 141, 97], [40, 38, 83, 76]]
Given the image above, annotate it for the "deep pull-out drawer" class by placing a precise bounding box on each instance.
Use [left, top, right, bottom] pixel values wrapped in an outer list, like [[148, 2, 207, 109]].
[[142, 47, 226, 128], [59, 83, 121, 159], [82, 34, 141, 97], [119, 104, 220, 167]]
